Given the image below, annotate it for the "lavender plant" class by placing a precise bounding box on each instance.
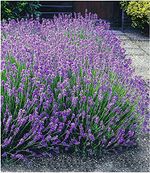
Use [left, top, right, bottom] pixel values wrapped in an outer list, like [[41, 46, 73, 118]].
[[1, 13, 149, 162]]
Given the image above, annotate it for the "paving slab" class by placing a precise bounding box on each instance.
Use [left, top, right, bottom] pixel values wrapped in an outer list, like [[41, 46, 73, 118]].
[[112, 30, 126, 36], [123, 29, 149, 41], [121, 42, 139, 49], [117, 35, 130, 41], [134, 40, 150, 55], [125, 48, 146, 56], [131, 55, 149, 65], [119, 30, 150, 80]]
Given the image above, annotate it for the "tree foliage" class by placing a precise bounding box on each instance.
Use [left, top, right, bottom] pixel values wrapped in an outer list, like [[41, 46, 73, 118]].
[[120, 1, 150, 30], [1, 1, 41, 20]]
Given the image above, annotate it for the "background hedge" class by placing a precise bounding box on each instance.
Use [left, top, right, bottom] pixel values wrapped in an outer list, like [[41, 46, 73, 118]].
[[120, 1, 150, 31], [1, 1, 41, 20]]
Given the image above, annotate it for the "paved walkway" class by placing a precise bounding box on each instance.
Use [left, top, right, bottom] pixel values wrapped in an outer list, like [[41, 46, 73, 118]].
[[112, 29, 150, 80]]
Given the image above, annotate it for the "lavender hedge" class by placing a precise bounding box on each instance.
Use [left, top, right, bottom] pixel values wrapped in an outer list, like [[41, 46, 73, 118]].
[[1, 13, 149, 162]]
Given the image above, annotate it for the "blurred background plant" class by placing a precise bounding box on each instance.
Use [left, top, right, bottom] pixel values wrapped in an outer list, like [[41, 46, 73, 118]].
[[120, 1, 150, 33], [1, 0, 41, 20]]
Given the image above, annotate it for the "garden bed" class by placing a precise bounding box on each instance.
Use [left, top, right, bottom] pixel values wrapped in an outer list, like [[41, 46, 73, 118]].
[[1, 13, 149, 170]]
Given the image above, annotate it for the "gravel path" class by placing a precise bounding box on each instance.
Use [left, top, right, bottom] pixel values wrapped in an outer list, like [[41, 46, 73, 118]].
[[2, 29, 150, 172], [2, 132, 150, 172]]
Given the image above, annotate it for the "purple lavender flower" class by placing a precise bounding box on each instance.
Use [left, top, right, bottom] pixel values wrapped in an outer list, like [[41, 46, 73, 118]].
[[88, 133, 95, 141], [46, 135, 51, 142], [94, 117, 99, 124], [2, 137, 12, 148], [2, 152, 7, 158], [118, 137, 125, 144], [11, 154, 25, 160], [5, 115, 12, 133], [1, 12, 149, 160], [81, 96, 87, 103], [128, 130, 135, 138], [71, 138, 80, 145], [71, 96, 78, 107]]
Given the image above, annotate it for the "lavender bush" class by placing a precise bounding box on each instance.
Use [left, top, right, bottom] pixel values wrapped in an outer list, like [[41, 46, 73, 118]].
[[1, 13, 149, 162]]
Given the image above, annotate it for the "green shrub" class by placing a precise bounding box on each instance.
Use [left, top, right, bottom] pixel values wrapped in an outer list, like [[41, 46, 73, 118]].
[[120, 1, 150, 30], [1, 1, 41, 20]]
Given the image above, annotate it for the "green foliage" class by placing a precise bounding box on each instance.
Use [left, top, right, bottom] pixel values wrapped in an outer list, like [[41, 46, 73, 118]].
[[1, 1, 41, 20], [120, 1, 150, 30], [120, 1, 129, 11], [1, 57, 32, 118]]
